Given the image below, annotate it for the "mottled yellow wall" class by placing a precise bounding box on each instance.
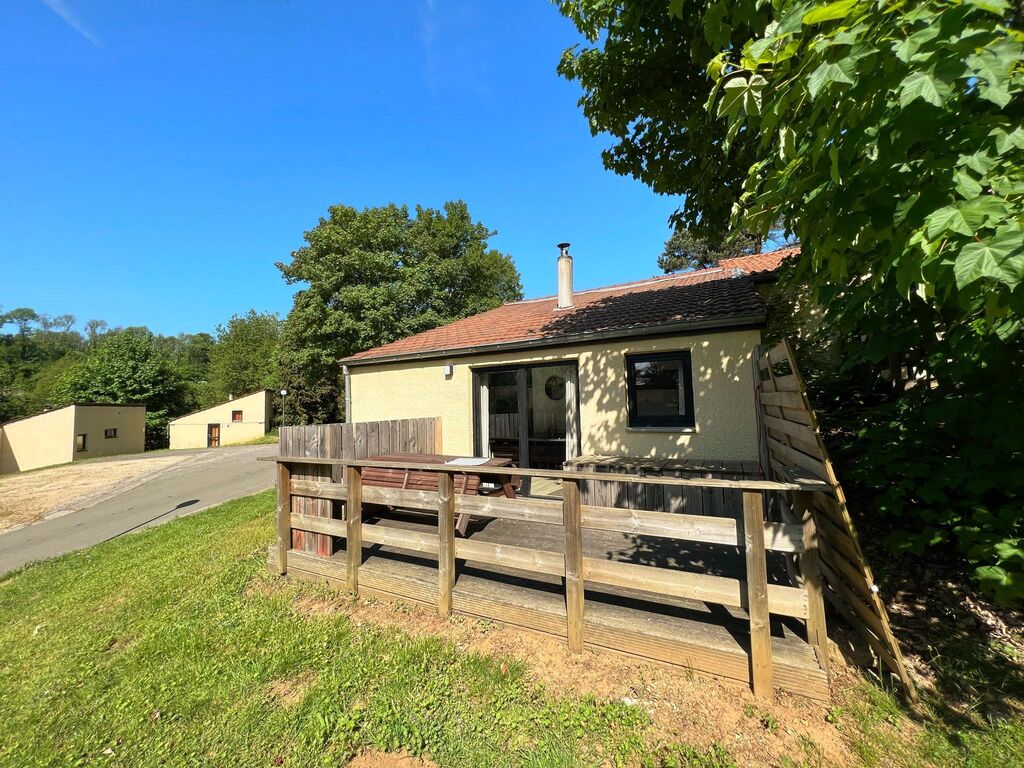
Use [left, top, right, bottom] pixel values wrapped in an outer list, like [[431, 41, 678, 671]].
[[168, 390, 273, 449], [72, 405, 147, 461], [348, 329, 762, 461], [0, 404, 146, 474], [0, 406, 76, 474]]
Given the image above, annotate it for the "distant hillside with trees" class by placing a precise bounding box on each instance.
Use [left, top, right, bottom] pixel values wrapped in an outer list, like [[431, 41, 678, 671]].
[[1, 198, 520, 444], [0, 308, 282, 448]]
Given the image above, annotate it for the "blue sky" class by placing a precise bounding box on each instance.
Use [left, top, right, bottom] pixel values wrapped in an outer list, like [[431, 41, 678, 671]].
[[0, 1, 683, 336]]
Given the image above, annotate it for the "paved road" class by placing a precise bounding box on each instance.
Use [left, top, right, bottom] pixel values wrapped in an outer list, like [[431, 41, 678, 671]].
[[0, 444, 277, 575]]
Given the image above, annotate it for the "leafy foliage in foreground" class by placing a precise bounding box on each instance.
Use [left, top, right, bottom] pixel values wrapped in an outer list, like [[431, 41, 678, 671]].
[[702, 0, 1024, 600], [558, 0, 1024, 601]]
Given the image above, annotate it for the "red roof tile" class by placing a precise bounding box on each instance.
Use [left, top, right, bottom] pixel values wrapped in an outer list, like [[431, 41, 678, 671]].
[[343, 246, 797, 365]]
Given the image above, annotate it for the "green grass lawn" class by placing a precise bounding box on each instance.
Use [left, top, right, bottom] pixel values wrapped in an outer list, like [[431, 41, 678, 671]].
[[1, 491, 1022, 767]]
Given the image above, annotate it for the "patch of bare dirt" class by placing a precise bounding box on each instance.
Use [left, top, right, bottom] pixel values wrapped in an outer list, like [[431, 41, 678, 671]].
[[280, 584, 854, 768], [0, 455, 188, 531], [346, 750, 435, 768], [267, 671, 317, 708]]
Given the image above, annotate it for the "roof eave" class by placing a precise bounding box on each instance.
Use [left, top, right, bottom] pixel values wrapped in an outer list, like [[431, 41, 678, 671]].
[[340, 312, 766, 368]]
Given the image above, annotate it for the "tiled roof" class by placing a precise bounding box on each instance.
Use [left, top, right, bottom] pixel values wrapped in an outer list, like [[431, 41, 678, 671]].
[[342, 246, 797, 365]]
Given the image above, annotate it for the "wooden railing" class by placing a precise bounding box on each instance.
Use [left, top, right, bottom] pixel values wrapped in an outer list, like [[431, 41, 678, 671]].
[[267, 456, 831, 699]]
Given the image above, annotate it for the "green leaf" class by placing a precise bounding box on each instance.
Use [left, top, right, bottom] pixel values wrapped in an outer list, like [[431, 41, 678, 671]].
[[964, 0, 1011, 18], [966, 36, 1022, 108], [898, 70, 949, 108], [807, 59, 855, 98], [955, 231, 1024, 289], [926, 197, 1006, 239], [803, 0, 859, 25]]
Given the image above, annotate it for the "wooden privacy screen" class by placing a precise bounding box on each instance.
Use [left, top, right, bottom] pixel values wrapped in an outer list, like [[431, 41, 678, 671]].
[[279, 418, 442, 557], [757, 340, 917, 700]]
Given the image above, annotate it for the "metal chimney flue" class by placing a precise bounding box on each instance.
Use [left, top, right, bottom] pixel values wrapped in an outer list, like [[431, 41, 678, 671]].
[[556, 242, 573, 309]]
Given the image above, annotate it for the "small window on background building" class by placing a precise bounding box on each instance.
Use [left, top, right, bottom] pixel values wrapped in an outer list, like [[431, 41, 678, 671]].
[[232, 410, 243, 422], [76, 434, 87, 452], [626, 351, 695, 429], [104, 428, 117, 439]]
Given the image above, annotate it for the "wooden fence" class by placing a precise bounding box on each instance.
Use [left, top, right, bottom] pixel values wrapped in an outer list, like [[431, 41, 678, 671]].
[[757, 340, 916, 701], [265, 453, 833, 700], [279, 418, 441, 556]]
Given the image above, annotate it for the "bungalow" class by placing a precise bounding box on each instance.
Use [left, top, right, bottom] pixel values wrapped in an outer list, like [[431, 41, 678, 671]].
[[0, 402, 146, 474], [168, 389, 274, 450], [340, 244, 795, 472]]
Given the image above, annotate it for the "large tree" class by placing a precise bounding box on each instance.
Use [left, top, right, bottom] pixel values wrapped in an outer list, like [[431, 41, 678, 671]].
[[556, 0, 754, 239], [56, 330, 194, 446], [207, 310, 281, 404], [278, 200, 523, 423], [558, 0, 1024, 600]]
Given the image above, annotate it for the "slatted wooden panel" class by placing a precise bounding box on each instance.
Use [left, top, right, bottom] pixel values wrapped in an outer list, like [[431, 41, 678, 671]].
[[757, 340, 916, 700], [565, 456, 762, 519], [279, 418, 442, 556]]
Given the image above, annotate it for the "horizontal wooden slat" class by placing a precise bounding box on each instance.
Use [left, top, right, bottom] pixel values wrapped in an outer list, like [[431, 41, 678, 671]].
[[771, 373, 801, 392], [582, 558, 808, 619], [457, 494, 562, 525], [581, 505, 804, 553], [361, 524, 439, 555], [767, 343, 791, 366], [766, 437, 830, 481], [290, 513, 345, 537], [290, 479, 348, 501], [759, 390, 806, 410], [454, 539, 564, 576], [262, 456, 827, 492], [763, 415, 820, 449]]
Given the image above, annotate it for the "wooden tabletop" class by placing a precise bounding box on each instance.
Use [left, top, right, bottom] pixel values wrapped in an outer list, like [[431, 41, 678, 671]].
[[366, 453, 513, 468]]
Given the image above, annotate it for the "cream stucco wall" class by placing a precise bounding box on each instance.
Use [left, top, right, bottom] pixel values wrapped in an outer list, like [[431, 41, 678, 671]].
[[0, 404, 146, 474], [168, 390, 273, 450], [73, 405, 147, 462], [348, 329, 763, 461]]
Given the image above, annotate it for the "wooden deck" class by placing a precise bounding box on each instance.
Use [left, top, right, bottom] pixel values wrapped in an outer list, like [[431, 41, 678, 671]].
[[267, 444, 833, 701], [271, 526, 827, 699]]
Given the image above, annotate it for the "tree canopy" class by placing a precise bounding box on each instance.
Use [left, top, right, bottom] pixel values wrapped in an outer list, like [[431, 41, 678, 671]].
[[207, 310, 281, 403], [277, 200, 523, 423], [558, 0, 1024, 601], [55, 330, 194, 445]]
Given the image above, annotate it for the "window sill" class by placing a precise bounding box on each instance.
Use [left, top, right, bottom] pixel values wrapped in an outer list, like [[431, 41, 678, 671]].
[[626, 426, 696, 434]]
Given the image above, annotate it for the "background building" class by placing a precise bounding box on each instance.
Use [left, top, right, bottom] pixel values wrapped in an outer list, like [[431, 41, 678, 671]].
[[168, 390, 274, 450], [0, 403, 147, 474]]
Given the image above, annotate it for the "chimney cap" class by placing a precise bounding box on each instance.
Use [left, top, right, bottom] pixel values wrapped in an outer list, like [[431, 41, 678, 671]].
[[557, 242, 571, 250]]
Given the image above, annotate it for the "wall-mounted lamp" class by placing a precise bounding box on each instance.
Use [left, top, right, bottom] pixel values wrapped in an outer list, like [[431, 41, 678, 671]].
[[442, 364, 454, 378]]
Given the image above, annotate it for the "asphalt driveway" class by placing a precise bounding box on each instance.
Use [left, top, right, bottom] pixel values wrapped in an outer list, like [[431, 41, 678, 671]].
[[0, 444, 277, 575]]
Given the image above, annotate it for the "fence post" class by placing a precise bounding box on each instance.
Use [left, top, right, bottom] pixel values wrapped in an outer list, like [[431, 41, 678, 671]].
[[796, 491, 829, 679], [346, 465, 363, 596], [743, 490, 774, 697], [438, 471, 455, 617], [563, 479, 584, 653], [275, 461, 292, 575]]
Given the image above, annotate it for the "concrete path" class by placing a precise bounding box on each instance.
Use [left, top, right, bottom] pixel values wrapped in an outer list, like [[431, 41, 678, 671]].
[[0, 444, 277, 575]]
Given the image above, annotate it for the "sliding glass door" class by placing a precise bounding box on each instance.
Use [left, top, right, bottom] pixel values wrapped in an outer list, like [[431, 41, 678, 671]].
[[476, 362, 579, 492]]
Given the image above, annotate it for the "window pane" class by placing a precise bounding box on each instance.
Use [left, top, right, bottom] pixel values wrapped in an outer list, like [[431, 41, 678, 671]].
[[633, 359, 683, 418]]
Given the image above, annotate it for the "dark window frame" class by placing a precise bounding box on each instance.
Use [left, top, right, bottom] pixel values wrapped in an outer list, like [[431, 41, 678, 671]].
[[231, 410, 243, 422], [104, 428, 117, 439], [76, 433, 87, 452], [625, 350, 695, 429]]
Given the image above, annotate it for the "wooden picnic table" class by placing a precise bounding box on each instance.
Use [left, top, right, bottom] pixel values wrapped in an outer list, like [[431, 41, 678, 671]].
[[362, 453, 518, 535]]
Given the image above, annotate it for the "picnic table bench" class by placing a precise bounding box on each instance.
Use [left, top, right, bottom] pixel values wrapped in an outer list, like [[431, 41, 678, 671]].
[[362, 453, 518, 535]]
